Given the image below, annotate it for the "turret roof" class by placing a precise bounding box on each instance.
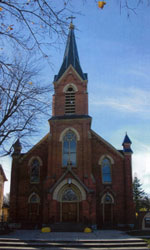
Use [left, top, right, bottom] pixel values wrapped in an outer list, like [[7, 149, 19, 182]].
[[122, 133, 132, 145]]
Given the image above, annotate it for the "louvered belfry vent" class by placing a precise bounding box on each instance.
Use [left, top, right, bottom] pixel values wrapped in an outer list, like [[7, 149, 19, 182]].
[[65, 87, 75, 114]]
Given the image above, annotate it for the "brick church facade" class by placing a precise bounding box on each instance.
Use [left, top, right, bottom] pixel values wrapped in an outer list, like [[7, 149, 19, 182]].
[[10, 22, 135, 229]]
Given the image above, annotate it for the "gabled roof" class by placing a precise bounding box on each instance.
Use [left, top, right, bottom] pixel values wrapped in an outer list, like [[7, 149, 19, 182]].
[[90, 130, 124, 159], [20, 133, 49, 161], [54, 23, 87, 82], [49, 165, 94, 194]]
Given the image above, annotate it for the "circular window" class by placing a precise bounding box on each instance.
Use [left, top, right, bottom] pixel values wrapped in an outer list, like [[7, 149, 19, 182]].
[[62, 189, 78, 202]]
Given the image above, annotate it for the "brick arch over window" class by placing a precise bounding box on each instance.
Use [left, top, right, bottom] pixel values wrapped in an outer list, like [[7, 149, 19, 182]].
[[63, 83, 78, 93], [98, 155, 114, 165], [28, 156, 43, 167], [28, 192, 40, 203], [101, 193, 114, 204], [28, 193, 40, 217], [101, 192, 114, 227], [59, 128, 80, 142], [63, 84, 77, 114], [98, 155, 114, 184], [58, 185, 81, 202], [52, 179, 86, 201]]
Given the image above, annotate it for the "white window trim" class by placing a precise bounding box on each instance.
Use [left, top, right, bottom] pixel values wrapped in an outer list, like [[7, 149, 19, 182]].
[[98, 155, 114, 165], [63, 83, 78, 93], [59, 128, 80, 142]]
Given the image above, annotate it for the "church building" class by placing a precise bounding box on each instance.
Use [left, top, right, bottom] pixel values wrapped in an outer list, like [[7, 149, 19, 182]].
[[10, 22, 135, 229]]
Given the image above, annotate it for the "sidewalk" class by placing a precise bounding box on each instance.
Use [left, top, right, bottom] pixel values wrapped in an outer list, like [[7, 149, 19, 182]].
[[0, 230, 139, 241]]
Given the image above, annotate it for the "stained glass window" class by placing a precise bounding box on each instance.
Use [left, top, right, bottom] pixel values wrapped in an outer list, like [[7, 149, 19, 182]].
[[62, 189, 78, 201], [30, 159, 40, 183], [104, 194, 112, 203], [29, 193, 40, 203], [102, 158, 112, 183], [62, 130, 76, 167]]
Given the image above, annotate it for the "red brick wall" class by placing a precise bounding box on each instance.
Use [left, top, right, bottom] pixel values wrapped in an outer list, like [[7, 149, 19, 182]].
[[53, 68, 88, 116], [9, 68, 135, 229]]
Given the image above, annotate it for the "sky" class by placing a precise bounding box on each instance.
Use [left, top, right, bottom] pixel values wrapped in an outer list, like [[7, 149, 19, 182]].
[[1, 0, 150, 195]]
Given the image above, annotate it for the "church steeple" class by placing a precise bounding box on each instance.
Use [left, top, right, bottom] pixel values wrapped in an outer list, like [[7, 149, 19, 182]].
[[52, 21, 89, 117], [54, 21, 87, 82]]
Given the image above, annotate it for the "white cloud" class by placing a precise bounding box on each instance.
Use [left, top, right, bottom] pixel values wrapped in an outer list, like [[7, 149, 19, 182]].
[[106, 128, 150, 195], [90, 87, 150, 116], [128, 69, 150, 81], [132, 150, 150, 195]]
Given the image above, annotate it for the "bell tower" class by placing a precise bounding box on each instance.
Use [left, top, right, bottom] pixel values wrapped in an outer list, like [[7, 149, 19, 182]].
[[52, 21, 89, 117], [48, 20, 92, 183]]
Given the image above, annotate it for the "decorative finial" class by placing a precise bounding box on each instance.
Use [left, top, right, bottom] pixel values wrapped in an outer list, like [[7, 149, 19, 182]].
[[66, 16, 76, 29]]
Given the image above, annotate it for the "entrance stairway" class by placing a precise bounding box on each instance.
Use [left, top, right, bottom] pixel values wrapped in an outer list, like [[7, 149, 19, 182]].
[[50, 222, 85, 232], [0, 238, 148, 249]]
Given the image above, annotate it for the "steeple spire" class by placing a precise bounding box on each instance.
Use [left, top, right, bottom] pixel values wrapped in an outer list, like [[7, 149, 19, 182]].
[[54, 21, 87, 82], [122, 133, 133, 154]]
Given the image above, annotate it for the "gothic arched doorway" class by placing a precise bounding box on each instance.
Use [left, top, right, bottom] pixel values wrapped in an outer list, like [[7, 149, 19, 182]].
[[60, 185, 81, 222], [52, 178, 86, 223], [101, 193, 114, 227]]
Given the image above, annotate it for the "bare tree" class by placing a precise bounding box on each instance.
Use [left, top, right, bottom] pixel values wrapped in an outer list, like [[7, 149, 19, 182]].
[[118, 0, 150, 15], [0, 56, 51, 156], [0, 0, 148, 155], [0, 1, 75, 155], [0, 0, 149, 55], [0, 0, 74, 57], [95, 0, 149, 14]]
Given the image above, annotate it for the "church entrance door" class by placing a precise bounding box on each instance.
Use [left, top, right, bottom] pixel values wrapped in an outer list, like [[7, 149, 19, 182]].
[[104, 204, 113, 227], [101, 194, 114, 228], [60, 187, 80, 222], [62, 202, 77, 222]]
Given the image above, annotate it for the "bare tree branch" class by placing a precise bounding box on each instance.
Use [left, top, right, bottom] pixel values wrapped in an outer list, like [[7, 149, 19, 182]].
[[0, 0, 73, 55], [0, 56, 52, 155]]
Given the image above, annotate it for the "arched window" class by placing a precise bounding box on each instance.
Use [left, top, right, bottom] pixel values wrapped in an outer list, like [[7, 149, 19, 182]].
[[102, 158, 112, 183], [30, 159, 40, 183], [29, 193, 40, 203], [65, 86, 75, 114], [62, 130, 77, 167], [28, 193, 40, 216], [104, 194, 113, 204]]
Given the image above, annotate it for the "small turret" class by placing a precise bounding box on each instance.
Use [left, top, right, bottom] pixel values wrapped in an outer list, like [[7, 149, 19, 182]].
[[12, 139, 22, 156], [122, 133, 133, 154]]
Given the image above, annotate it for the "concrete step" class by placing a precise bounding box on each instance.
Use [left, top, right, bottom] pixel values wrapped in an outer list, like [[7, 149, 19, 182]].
[[50, 222, 85, 232], [0, 248, 148, 250], [0, 239, 148, 249]]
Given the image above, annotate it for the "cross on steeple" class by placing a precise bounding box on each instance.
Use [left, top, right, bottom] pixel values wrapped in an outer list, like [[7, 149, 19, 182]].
[[67, 16, 76, 29], [67, 15, 76, 23], [54, 15, 87, 82]]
